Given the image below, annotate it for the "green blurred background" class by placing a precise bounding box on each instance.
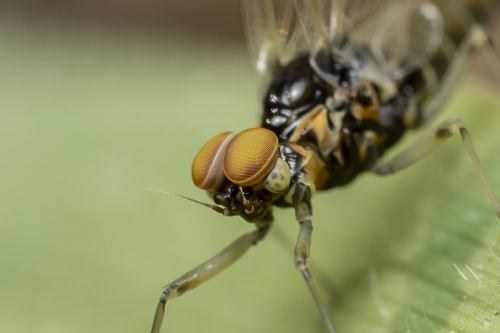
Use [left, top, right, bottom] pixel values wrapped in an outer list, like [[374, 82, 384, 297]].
[[1, 2, 500, 333]]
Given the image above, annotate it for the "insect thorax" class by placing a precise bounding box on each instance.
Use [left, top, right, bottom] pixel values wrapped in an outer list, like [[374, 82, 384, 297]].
[[261, 52, 420, 191]]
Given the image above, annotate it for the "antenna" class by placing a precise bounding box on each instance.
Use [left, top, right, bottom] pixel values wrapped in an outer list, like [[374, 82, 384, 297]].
[[145, 188, 226, 215]]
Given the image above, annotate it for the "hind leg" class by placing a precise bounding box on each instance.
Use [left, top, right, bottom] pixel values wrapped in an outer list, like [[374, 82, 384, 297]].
[[373, 116, 500, 217]]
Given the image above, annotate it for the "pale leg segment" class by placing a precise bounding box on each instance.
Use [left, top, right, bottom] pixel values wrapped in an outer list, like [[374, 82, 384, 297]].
[[293, 182, 336, 333], [151, 225, 269, 333], [373, 116, 500, 217], [295, 218, 336, 333]]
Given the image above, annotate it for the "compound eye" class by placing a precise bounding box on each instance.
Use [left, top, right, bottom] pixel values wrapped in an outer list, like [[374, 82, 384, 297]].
[[192, 132, 235, 190], [223, 128, 278, 187], [263, 158, 290, 193]]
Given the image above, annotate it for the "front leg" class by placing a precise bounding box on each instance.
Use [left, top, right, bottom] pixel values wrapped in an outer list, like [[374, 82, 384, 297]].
[[151, 222, 271, 333], [292, 181, 336, 333]]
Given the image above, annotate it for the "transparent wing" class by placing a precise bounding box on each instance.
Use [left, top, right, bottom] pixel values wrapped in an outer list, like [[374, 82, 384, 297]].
[[350, 0, 444, 78], [242, 0, 444, 81], [293, 0, 397, 51], [241, 0, 306, 77], [295, 0, 444, 78]]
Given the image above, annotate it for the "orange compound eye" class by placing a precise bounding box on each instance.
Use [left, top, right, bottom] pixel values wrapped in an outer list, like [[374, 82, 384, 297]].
[[223, 128, 279, 187], [191, 132, 235, 190]]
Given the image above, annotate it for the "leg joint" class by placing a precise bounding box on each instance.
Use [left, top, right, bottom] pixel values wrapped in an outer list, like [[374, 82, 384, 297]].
[[294, 257, 308, 272]]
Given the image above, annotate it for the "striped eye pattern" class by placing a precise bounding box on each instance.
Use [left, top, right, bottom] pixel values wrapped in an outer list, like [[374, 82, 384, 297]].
[[191, 131, 235, 191], [192, 128, 290, 193]]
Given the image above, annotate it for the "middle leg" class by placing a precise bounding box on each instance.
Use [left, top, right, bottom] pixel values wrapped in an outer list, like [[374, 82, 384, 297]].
[[293, 181, 336, 333]]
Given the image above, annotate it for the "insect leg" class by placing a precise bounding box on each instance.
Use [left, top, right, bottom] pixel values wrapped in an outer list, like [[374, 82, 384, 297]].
[[293, 181, 336, 333], [422, 25, 500, 123], [151, 224, 270, 333], [373, 116, 500, 217]]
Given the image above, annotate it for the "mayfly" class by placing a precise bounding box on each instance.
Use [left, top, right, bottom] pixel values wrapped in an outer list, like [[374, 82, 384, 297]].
[[152, 0, 500, 332]]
